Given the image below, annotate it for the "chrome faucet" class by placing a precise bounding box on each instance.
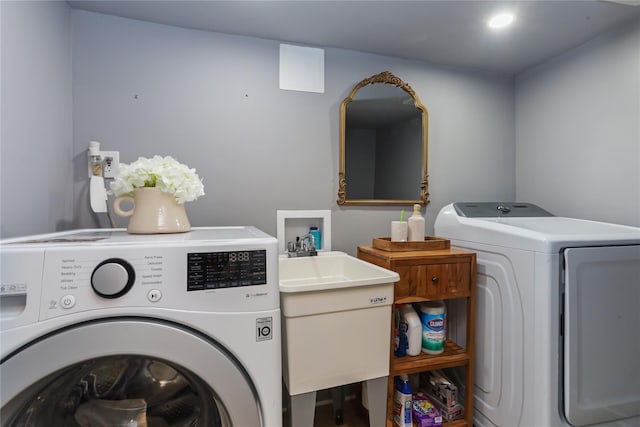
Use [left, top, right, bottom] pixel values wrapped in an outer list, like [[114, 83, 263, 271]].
[[287, 234, 318, 258]]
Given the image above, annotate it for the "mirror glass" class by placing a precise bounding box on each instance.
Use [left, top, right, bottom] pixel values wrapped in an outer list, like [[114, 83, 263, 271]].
[[338, 71, 429, 205]]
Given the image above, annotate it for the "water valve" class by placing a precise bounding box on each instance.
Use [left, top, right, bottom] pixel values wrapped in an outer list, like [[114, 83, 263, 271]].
[[87, 141, 119, 178]]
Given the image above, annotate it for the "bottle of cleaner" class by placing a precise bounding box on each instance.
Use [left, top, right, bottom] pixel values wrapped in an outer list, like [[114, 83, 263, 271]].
[[407, 204, 425, 242], [420, 300, 446, 354], [309, 226, 321, 250], [394, 307, 407, 357], [400, 304, 422, 356], [393, 374, 412, 427]]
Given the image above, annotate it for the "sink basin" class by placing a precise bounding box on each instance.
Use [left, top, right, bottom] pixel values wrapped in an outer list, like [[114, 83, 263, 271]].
[[278, 251, 399, 397], [279, 251, 399, 293]]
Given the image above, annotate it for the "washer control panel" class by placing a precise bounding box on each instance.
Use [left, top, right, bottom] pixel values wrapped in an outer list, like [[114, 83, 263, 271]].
[[187, 250, 266, 291], [32, 244, 277, 320], [1, 227, 279, 326]]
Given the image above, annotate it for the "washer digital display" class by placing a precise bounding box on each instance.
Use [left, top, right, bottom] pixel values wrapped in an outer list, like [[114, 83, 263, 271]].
[[187, 250, 267, 291]]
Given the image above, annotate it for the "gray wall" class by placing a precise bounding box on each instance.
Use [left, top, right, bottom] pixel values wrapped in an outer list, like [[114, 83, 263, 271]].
[[8, 4, 637, 248], [1, 1, 73, 237], [515, 20, 640, 227], [69, 10, 515, 253]]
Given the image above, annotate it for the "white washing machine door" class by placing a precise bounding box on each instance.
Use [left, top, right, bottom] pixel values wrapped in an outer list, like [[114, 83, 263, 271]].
[[563, 245, 640, 426], [0, 318, 262, 427]]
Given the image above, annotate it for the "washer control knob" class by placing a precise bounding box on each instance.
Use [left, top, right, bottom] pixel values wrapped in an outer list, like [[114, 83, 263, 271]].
[[91, 258, 135, 298]]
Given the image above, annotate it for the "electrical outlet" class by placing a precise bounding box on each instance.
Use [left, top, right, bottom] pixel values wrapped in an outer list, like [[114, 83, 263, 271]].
[[101, 151, 120, 178]]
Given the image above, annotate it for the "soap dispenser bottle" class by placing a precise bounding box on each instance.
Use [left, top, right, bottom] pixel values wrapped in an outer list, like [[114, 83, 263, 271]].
[[407, 204, 425, 242], [309, 226, 321, 250]]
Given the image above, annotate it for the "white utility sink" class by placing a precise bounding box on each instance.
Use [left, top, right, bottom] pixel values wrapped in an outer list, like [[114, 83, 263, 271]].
[[279, 251, 399, 293], [279, 251, 399, 427]]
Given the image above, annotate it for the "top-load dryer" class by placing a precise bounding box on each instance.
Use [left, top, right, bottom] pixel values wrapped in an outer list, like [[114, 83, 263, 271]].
[[435, 202, 640, 427]]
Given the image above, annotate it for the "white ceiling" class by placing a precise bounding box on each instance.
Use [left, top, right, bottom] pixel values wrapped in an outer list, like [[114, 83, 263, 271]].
[[68, 0, 640, 76]]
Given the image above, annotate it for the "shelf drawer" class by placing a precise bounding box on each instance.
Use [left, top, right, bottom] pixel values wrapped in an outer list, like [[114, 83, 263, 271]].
[[395, 262, 470, 299]]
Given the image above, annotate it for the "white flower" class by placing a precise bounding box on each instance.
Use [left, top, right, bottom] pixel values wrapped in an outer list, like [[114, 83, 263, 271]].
[[110, 156, 205, 204]]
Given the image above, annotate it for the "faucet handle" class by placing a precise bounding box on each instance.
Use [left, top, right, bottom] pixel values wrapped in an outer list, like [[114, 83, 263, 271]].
[[304, 233, 316, 250]]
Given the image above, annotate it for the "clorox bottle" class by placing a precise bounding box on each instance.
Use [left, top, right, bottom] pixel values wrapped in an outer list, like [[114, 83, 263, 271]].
[[420, 300, 446, 354]]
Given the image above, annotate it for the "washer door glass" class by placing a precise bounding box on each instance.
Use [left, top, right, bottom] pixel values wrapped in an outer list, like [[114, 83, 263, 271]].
[[1, 319, 262, 427], [5, 356, 223, 426]]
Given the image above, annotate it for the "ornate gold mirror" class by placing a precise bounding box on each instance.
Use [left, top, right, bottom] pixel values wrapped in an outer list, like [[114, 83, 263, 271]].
[[338, 71, 429, 206]]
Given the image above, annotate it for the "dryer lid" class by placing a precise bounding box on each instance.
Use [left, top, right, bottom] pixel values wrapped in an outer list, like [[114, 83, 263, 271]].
[[435, 203, 640, 252]]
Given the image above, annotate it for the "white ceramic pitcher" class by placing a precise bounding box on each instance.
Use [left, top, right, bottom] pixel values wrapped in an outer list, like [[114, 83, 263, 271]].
[[114, 187, 191, 234]]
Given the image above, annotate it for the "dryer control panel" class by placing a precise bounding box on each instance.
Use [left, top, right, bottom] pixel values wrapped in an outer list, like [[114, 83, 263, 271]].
[[453, 202, 554, 217]]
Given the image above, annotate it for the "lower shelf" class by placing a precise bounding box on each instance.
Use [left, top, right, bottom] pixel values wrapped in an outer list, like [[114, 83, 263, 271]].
[[443, 419, 469, 427], [387, 341, 472, 427], [391, 340, 470, 374], [386, 415, 469, 427]]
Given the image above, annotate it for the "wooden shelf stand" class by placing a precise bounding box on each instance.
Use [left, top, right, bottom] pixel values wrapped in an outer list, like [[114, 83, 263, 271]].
[[357, 245, 476, 427]]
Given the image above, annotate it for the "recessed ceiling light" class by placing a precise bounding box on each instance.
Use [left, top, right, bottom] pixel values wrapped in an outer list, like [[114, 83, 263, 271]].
[[488, 13, 515, 29]]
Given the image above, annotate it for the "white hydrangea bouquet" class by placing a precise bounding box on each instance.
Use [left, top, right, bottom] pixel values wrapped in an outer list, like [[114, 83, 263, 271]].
[[111, 155, 205, 204]]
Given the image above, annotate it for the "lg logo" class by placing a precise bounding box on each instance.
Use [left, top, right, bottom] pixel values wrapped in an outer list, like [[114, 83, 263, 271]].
[[256, 317, 273, 341]]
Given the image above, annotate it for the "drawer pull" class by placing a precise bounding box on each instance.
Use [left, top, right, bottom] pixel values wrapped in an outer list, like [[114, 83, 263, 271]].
[[432, 276, 439, 283]]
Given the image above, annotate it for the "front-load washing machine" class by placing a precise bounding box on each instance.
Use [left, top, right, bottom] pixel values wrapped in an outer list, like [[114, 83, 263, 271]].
[[0, 227, 281, 426], [435, 203, 640, 427]]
